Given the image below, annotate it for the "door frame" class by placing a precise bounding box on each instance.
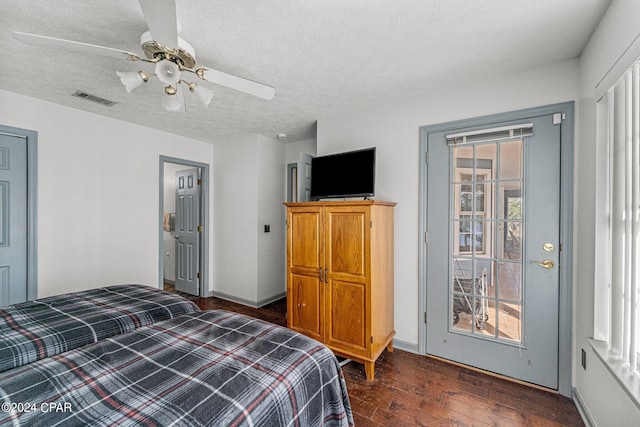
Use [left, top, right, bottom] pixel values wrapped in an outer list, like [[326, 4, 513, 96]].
[[158, 156, 209, 297], [0, 125, 37, 302], [287, 163, 297, 202], [418, 102, 574, 396]]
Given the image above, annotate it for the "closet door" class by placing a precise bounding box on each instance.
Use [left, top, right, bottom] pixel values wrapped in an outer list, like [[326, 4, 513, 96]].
[[174, 168, 201, 296], [0, 133, 27, 306]]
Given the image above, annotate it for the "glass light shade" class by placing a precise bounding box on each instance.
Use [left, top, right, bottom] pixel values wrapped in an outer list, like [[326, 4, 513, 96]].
[[162, 92, 183, 112], [116, 70, 146, 93], [155, 59, 181, 85], [191, 84, 214, 106]]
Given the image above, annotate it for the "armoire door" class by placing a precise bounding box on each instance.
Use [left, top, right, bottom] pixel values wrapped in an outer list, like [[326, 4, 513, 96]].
[[324, 206, 369, 354], [287, 206, 324, 341]]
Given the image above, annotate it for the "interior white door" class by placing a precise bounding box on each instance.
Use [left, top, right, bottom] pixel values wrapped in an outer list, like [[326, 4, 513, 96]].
[[297, 152, 313, 202], [174, 168, 200, 296], [0, 133, 28, 306], [426, 114, 561, 389]]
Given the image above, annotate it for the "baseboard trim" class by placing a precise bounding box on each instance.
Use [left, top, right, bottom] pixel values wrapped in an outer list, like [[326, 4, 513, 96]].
[[257, 292, 286, 308], [208, 291, 258, 308], [572, 387, 595, 427], [207, 290, 286, 309], [393, 338, 419, 354]]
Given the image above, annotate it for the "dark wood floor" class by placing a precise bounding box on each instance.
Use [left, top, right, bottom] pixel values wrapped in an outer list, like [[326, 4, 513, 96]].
[[167, 285, 584, 426]]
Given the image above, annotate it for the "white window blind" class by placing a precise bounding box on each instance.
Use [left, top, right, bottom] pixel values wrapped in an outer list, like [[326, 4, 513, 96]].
[[595, 60, 640, 380], [445, 123, 533, 145]]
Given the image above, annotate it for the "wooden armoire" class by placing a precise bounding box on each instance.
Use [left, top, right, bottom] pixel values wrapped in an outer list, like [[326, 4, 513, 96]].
[[284, 200, 395, 381]]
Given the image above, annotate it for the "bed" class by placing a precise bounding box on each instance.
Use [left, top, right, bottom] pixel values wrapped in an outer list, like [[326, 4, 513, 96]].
[[0, 284, 200, 372], [0, 310, 354, 426]]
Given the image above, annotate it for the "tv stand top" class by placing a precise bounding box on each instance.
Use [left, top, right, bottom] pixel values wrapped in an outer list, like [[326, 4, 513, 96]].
[[284, 200, 397, 208]]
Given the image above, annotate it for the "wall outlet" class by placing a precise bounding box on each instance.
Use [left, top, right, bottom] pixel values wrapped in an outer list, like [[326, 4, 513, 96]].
[[581, 348, 587, 370]]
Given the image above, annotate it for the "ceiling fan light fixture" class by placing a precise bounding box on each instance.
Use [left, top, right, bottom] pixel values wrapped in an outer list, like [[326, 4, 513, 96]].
[[116, 70, 149, 93], [189, 83, 213, 106], [155, 59, 181, 85], [13, 3, 276, 113]]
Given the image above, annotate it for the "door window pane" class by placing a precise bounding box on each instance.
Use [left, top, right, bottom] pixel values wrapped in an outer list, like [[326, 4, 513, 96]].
[[476, 143, 497, 180], [498, 302, 522, 343], [449, 139, 524, 344], [498, 183, 522, 220], [453, 145, 473, 167], [455, 216, 486, 254], [498, 222, 523, 261], [497, 261, 522, 301], [500, 140, 523, 180]]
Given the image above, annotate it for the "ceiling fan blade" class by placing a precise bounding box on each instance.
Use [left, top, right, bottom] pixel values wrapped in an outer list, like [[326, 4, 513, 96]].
[[12, 31, 136, 60], [138, 0, 178, 48], [198, 67, 276, 100]]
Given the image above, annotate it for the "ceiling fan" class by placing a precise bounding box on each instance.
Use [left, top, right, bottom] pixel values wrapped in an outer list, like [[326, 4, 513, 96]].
[[12, 0, 275, 112]]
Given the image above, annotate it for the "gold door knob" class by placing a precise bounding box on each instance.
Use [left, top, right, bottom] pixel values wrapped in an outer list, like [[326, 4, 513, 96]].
[[531, 259, 554, 269]]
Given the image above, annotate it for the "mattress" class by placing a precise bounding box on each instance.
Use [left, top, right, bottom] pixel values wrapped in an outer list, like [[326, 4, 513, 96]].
[[0, 310, 353, 426], [0, 284, 200, 372]]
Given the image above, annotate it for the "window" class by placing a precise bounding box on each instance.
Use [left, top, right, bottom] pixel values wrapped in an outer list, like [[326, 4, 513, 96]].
[[592, 60, 640, 401], [458, 173, 488, 254]]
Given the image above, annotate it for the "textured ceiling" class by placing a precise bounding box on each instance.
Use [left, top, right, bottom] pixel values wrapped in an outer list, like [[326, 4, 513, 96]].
[[0, 0, 611, 144]]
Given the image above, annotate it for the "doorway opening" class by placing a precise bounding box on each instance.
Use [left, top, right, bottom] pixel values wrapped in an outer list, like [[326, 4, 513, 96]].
[[287, 152, 314, 203], [287, 163, 298, 202], [158, 156, 209, 297]]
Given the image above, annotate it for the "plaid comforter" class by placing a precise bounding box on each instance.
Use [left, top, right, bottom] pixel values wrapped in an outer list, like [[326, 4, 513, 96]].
[[0, 310, 354, 427], [0, 285, 200, 372]]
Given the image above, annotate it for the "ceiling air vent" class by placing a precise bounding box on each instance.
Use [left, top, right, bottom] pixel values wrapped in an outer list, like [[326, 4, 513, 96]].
[[71, 90, 117, 107]]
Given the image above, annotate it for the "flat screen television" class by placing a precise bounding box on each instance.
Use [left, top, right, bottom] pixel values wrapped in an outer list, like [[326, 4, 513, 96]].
[[310, 147, 376, 200]]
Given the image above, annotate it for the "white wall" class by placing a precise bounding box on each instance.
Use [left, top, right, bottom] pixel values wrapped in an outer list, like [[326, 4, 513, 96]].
[[285, 138, 317, 164], [0, 89, 215, 297], [212, 134, 259, 301], [575, 0, 640, 424], [212, 133, 286, 306], [1, 88, 288, 307], [257, 135, 285, 303], [317, 58, 580, 346]]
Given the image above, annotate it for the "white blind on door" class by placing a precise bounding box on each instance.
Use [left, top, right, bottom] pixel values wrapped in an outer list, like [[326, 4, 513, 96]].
[[446, 123, 533, 146]]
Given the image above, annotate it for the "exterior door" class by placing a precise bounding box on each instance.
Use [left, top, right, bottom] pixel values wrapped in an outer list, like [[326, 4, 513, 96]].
[[174, 168, 200, 296], [0, 133, 28, 306], [426, 114, 561, 389]]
